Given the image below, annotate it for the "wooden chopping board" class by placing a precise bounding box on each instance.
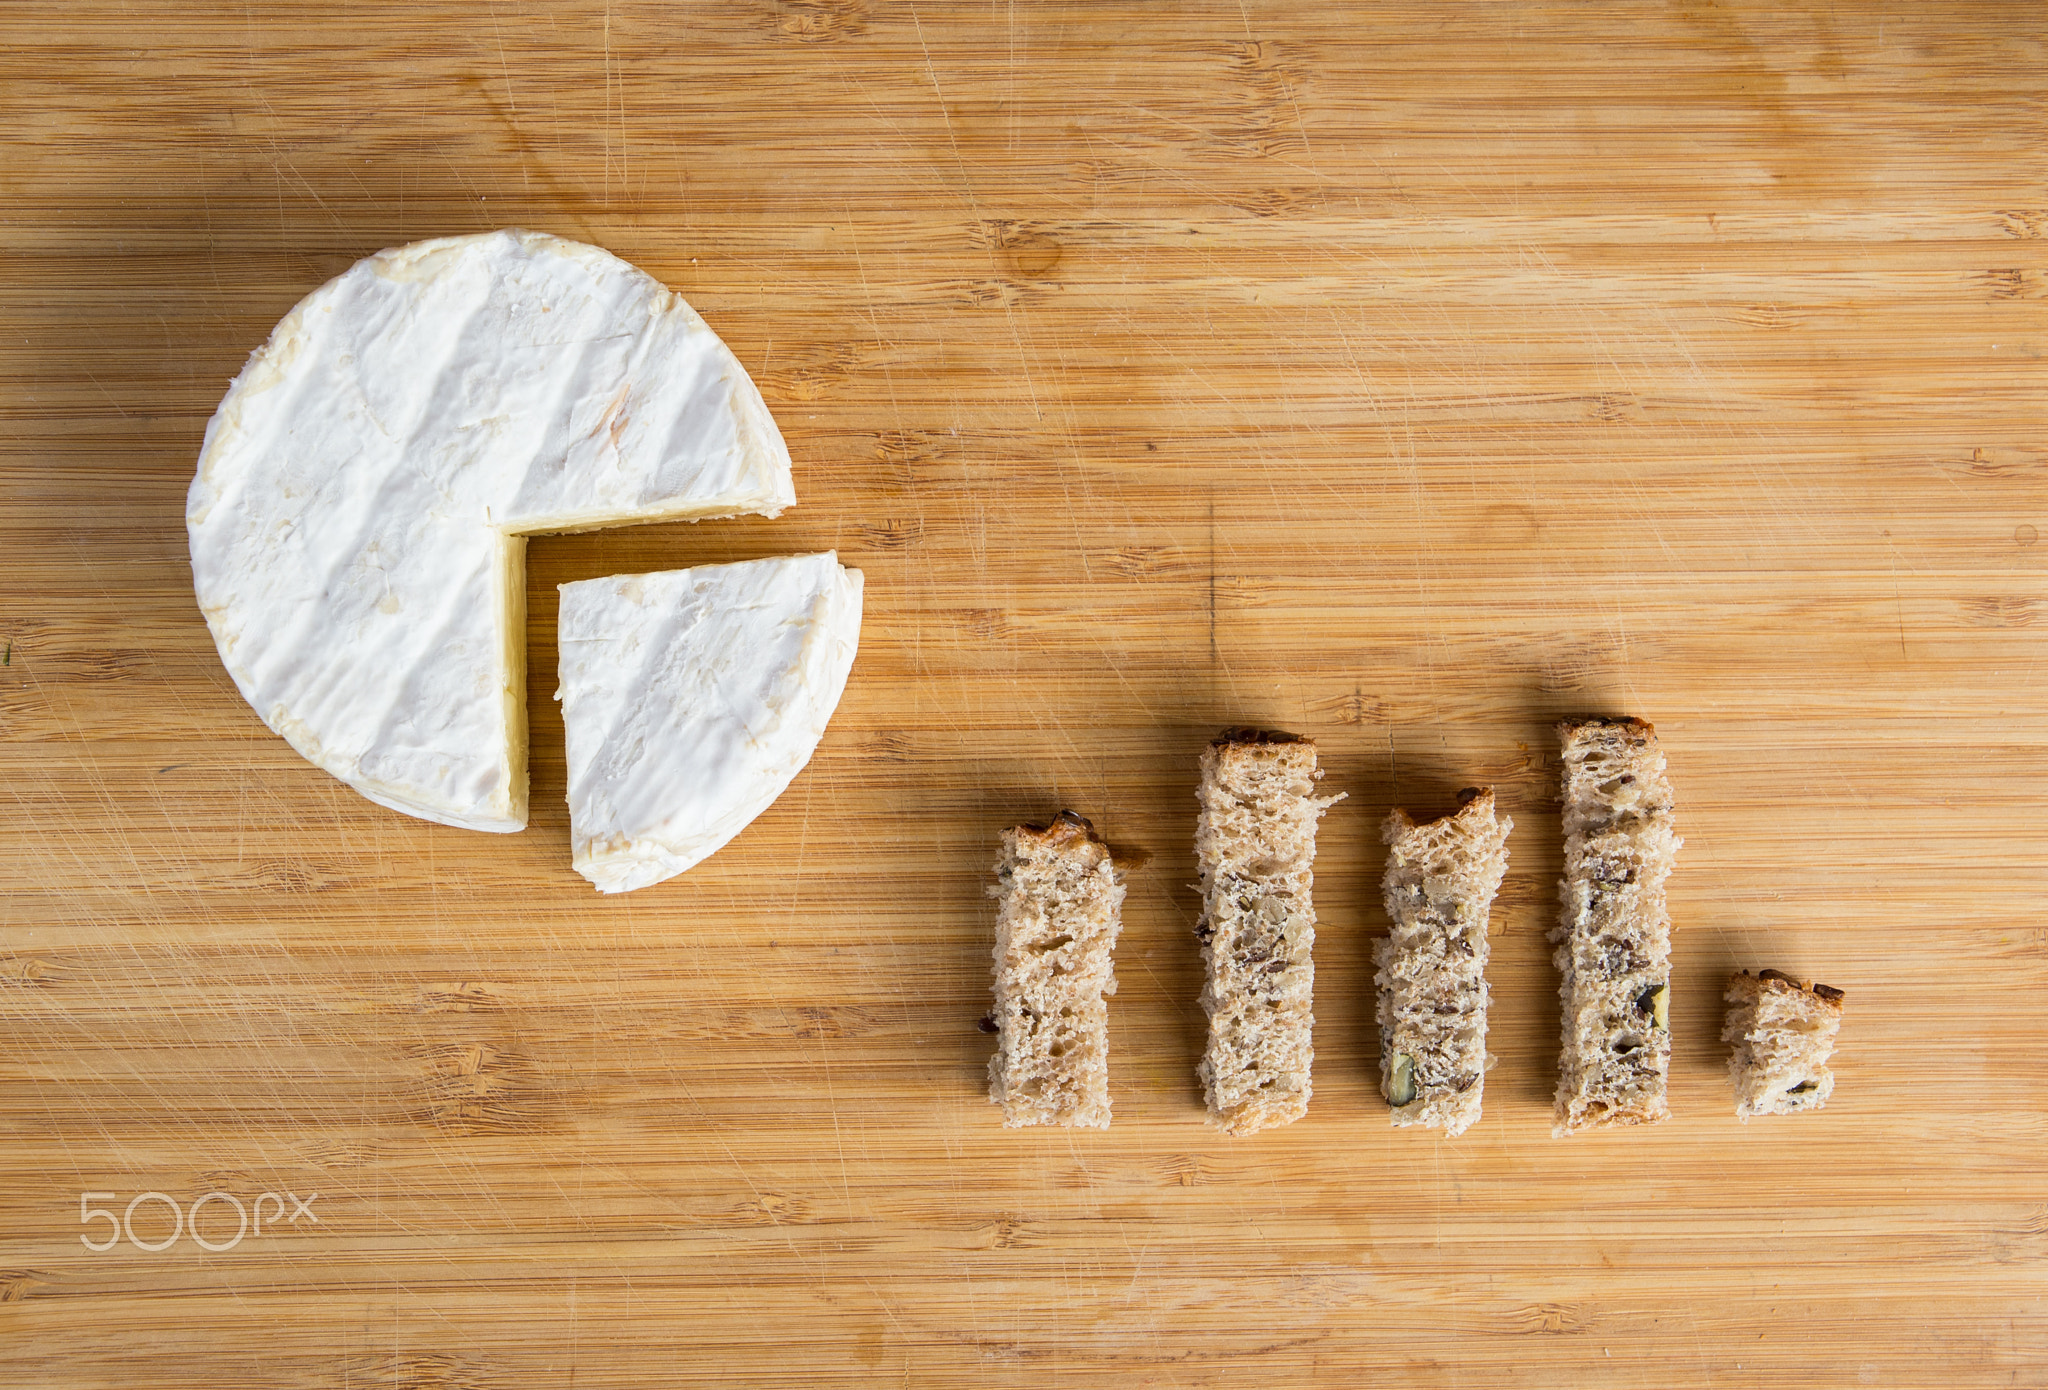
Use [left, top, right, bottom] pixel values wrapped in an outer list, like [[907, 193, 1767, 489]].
[[2, 2, 2043, 1385]]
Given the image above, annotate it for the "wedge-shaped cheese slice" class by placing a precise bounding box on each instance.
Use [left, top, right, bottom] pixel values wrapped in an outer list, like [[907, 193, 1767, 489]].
[[187, 229, 795, 832], [557, 553, 863, 893]]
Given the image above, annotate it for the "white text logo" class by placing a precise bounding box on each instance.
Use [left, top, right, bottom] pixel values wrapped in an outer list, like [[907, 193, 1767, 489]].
[[79, 1191, 319, 1252]]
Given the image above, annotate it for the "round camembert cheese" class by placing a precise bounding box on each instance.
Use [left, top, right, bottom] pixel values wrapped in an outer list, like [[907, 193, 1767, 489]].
[[187, 229, 796, 832], [556, 554, 864, 893]]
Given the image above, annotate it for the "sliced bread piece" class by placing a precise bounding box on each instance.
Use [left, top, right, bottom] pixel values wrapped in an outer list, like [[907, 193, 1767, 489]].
[[1195, 729, 1343, 1136], [1724, 969, 1844, 1120], [1375, 787, 1512, 1137], [986, 811, 1126, 1128], [1552, 716, 1682, 1136]]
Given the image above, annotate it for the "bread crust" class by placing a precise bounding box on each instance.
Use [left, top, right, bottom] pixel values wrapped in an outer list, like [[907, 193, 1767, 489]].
[[986, 811, 1125, 1128], [1194, 731, 1342, 1136], [1551, 716, 1681, 1136]]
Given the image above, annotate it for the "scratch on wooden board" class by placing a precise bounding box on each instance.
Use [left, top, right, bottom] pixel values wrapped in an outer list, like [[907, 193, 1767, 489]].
[[1884, 530, 1908, 659], [488, 10, 527, 196], [1207, 491, 1217, 672], [912, 5, 1047, 426], [603, 4, 616, 204], [842, 210, 907, 459]]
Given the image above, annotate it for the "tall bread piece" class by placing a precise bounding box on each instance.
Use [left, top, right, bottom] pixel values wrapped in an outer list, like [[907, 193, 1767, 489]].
[[1375, 788, 1512, 1137], [1724, 970, 1844, 1120], [1195, 730, 1343, 1136], [1552, 717, 1682, 1136], [987, 811, 1126, 1128]]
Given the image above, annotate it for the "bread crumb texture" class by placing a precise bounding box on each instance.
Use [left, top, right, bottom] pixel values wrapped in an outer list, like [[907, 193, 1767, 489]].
[[987, 813, 1125, 1128], [1723, 970, 1844, 1120], [1551, 717, 1682, 1137], [1195, 732, 1342, 1136], [1376, 788, 1512, 1137]]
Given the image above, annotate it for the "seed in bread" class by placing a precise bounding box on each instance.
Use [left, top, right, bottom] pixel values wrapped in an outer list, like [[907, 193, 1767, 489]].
[[1195, 729, 1343, 1136], [986, 811, 1126, 1128], [1724, 969, 1844, 1120], [1375, 787, 1512, 1137], [1551, 716, 1682, 1136]]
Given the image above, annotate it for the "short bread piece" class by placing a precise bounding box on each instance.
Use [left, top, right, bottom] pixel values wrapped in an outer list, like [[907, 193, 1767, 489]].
[[1724, 970, 1844, 1120], [1376, 788, 1512, 1137], [1195, 730, 1343, 1136], [1552, 716, 1682, 1136], [987, 811, 1125, 1128]]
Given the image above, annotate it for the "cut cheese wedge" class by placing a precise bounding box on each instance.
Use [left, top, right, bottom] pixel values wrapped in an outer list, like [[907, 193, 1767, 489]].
[[187, 229, 795, 832], [556, 553, 864, 894]]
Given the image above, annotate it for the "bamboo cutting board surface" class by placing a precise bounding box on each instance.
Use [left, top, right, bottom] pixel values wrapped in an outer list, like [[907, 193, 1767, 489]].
[[2, 2, 2044, 1385]]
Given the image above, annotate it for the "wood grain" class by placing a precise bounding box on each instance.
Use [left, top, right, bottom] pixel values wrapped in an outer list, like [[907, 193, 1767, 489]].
[[2, 1, 2044, 1385]]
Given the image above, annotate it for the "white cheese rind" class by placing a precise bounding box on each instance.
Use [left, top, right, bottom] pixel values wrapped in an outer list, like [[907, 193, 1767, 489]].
[[556, 553, 864, 893], [187, 229, 796, 832]]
